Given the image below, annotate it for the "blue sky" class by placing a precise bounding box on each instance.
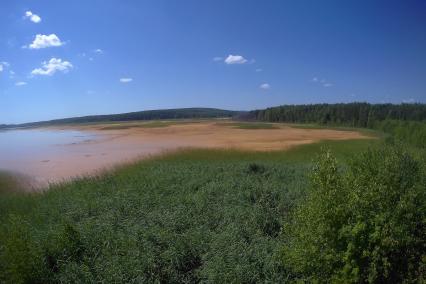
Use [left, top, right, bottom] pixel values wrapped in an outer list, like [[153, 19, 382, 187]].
[[1, 0, 425, 124]]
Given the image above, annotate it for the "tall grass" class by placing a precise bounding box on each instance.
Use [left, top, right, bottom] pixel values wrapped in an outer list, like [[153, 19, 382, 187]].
[[0, 138, 380, 282]]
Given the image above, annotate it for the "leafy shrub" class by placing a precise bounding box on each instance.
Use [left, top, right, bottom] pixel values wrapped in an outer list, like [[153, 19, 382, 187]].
[[374, 120, 426, 148], [283, 146, 426, 282]]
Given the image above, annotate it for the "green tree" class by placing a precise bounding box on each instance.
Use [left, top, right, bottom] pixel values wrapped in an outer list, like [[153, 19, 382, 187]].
[[283, 146, 426, 282]]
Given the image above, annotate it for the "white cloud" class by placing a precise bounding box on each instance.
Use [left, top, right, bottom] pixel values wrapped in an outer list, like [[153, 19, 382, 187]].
[[31, 58, 73, 76], [225, 54, 248, 64], [0, 62, 10, 72], [213, 57, 223, 62], [255, 68, 263, 72], [25, 11, 42, 23], [27, 34, 64, 49], [94, 49, 104, 54], [15, 81, 27, 86], [260, 83, 271, 90], [312, 77, 333, 87], [120, 78, 133, 83], [403, 98, 415, 103]]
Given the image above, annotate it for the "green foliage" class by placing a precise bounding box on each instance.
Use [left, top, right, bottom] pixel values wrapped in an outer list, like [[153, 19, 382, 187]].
[[217, 122, 279, 129], [0, 149, 312, 283], [2, 139, 421, 282], [252, 103, 426, 127], [0, 215, 46, 284], [374, 120, 426, 148], [283, 146, 426, 282], [251, 103, 426, 147]]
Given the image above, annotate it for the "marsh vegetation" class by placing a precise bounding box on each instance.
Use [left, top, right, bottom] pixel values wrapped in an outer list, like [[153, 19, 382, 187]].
[[3, 137, 424, 283], [0, 103, 425, 282]]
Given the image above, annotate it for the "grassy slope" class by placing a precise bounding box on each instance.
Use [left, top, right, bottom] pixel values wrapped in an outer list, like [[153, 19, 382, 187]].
[[0, 137, 379, 283]]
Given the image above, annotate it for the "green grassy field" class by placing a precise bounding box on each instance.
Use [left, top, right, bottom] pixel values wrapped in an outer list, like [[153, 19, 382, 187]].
[[215, 122, 279, 129], [99, 120, 280, 131], [282, 123, 385, 137], [0, 137, 382, 283], [98, 120, 202, 130]]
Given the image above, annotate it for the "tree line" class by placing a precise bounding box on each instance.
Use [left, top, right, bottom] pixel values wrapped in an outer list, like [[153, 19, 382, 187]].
[[250, 103, 426, 126], [250, 103, 426, 147]]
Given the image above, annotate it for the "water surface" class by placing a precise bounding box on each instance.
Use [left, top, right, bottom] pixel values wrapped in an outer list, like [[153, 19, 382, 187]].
[[0, 129, 99, 186]]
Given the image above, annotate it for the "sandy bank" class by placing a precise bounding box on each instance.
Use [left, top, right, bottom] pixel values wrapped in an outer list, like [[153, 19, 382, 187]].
[[6, 121, 370, 189]]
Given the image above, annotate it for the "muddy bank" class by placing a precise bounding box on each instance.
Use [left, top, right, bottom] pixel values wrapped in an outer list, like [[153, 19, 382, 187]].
[[0, 121, 370, 189]]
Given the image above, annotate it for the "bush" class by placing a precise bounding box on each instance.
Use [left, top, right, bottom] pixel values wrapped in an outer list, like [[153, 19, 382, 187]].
[[283, 146, 426, 282]]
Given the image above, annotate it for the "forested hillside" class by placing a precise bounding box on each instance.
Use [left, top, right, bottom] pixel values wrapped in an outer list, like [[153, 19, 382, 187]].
[[3, 108, 239, 128], [251, 103, 426, 147], [251, 103, 426, 126]]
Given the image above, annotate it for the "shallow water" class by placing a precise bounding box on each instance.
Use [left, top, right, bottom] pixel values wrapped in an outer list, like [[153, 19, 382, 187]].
[[0, 129, 96, 160], [0, 129, 99, 185]]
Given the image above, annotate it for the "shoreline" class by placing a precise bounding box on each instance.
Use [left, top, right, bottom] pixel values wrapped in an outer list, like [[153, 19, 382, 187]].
[[1, 121, 372, 190]]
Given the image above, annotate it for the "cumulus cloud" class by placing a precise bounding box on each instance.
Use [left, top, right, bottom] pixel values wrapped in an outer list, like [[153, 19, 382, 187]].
[[25, 11, 42, 23], [15, 81, 27, 86], [225, 54, 248, 64], [27, 34, 64, 49], [120, 78, 133, 83], [31, 58, 73, 76], [260, 83, 271, 90], [94, 49, 104, 54], [255, 68, 263, 72], [323, 83, 333, 87], [0, 62, 10, 72]]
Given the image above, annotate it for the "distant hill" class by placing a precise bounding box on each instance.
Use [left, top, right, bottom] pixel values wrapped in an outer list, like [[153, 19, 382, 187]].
[[2, 108, 241, 128]]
